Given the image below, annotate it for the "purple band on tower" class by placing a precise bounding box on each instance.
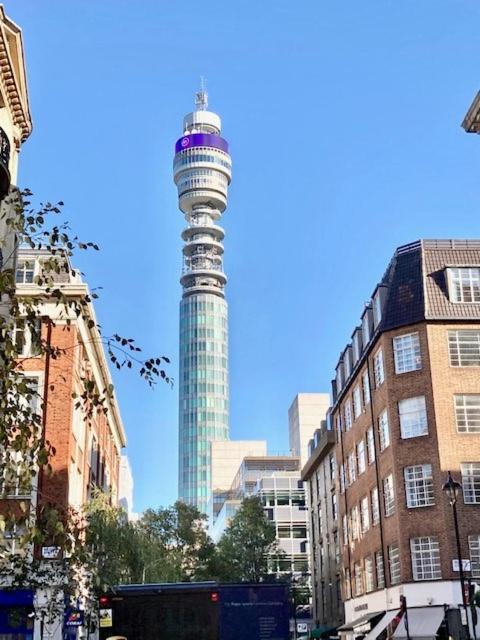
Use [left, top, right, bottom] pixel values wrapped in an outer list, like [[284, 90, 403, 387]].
[[175, 133, 229, 154]]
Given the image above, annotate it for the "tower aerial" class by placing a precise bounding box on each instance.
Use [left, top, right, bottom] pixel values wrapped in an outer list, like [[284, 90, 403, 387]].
[[174, 87, 232, 515]]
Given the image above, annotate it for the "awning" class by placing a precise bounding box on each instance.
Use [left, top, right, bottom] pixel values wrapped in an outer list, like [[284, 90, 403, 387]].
[[310, 626, 337, 638], [338, 611, 383, 633], [393, 607, 445, 639], [363, 610, 401, 640]]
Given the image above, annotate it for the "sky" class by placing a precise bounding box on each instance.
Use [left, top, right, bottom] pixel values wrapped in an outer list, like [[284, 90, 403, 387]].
[[10, 0, 480, 512]]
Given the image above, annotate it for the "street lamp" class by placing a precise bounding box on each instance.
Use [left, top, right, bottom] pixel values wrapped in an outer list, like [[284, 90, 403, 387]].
[[442, 471, 470, 640]]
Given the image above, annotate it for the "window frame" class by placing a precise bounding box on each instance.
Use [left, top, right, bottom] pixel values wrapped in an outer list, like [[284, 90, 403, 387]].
[[393, 332, 422, 374], [410, 536, 441, 581], [404, 464, 435, 508], [455, 395, 480, 433], [373, 349, 385, 387], [448, 330, 480, 367], [448, 267, 480, 304], [378, 409, 390, 451], [383, 474, 395, 517], [399, 396, 428, 439]]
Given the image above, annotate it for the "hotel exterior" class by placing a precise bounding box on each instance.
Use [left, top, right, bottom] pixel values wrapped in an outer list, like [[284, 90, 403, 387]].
[[304, 239, 480, 639]]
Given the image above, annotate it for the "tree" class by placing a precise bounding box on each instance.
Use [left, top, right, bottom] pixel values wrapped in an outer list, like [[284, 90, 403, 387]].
[[214, 496, 278, 583], [0, 191, 170, 624], [139, 501, 216, 583]]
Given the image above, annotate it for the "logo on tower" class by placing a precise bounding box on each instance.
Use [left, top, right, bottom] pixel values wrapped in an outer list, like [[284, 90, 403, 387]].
[[181, 137, 190, 148]]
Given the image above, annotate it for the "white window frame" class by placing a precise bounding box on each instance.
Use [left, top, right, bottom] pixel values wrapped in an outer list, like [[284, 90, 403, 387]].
[[383, 474, 395, 517], [393, 332, 422, 374], [410, 536, 441, 581], [373, 291, 382, 326], [15, 259, 36, 284], [455, 395, 480, 433], [376, 551, 385, 588], [344, 400, 353, 431], [353, 385, 362, 419], [365, 556, 374, 592], [374, 349, 385, 387], [361, 496, 370, 533], [469, 535, 480, 578], [362, 370, 371, 405], [462, 463, 480, 504], [371, 487, 380, 525], [348, 451, 356, 485], [389, 544, 400, 585], [448, 330, 480, 367], [354, 562, 363, 596], [378, 409, 390, 451], [448, 267, 480, 303], [351, 505, 360, 541], [357, 440, 366, 475], [399, 396, 428, 439], [367, 427, 376, 464], [404, 464, 434, 508]]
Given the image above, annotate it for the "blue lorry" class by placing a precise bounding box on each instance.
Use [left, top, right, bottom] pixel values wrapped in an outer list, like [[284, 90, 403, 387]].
[[98, 581, 290, 640]]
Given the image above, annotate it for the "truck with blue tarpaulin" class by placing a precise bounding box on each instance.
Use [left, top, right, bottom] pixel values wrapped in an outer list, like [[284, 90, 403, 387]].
[[98, 581, 289, 640]]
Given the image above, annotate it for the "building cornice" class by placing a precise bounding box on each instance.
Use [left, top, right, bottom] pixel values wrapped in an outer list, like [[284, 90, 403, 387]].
[[301, 429, 335, 481], [0, 5, 32, 142]]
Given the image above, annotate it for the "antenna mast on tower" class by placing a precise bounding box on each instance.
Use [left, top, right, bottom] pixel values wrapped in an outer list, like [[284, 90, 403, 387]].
[[195, 76, 208, 111]]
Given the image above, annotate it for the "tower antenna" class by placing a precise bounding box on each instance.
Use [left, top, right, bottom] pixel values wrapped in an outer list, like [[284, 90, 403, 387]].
[[195, 76, 208, 111]]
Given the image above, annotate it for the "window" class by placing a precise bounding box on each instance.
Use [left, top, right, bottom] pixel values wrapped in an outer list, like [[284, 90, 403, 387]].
[[332, 493, 338, 520], [0, 449, 33, 498], [393, 333, 421, 373], [455, 395, 480, 433], [351, 506, 360, 541], [373, 349, 385, 387], [449, 267, 480, 303], [469, 535, 480, 578], [336, 367, 343, 393], [15, 260, 35, 284], [344, 400, 353, 431], [353, 385, 362, 419], [373, 291, 382, 326], [367, 427, 376, 464], [329, 453, 336, 482], [362, 370, 371, 405], [365, 556, 374, 592], [388, 544, 400, 585], [347, 451, 356, 485], [342, 514, 348, 546], [378, 410, 390, 451], [344, 568, 351, 600], [361, 496, 370, 533], [376, 551, 385, 588], [448, 330, 480, 367], [362, 313, 371, 346], [340, 463, 346, 494], [461, 463, 480, 504], [404, 464, 434, 508], [410, 537, 441, 581], [399, 396, 428, 439], [383, 474, 395, 517], [371, 487, 380, 525], [354, 562, 363, 596], [357, 440, 366, 475], [12, 318, 41, 357], [317, 505, 323, 536]]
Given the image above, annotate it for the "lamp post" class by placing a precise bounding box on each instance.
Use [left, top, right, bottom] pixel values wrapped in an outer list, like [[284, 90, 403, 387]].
[[443, 471, 471, 640]]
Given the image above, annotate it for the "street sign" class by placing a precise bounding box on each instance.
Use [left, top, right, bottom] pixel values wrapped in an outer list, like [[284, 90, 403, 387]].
[[65, 610, 84, 627], [297, 622, 308, 633], [452, 559, 471, 572], [99, 609, 113, 628]]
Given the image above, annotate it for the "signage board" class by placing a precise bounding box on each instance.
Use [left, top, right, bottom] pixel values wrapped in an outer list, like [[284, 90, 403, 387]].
[[65, 610, 84, 628], [453, 559, 471, 571], [41, 546, 61, 560], [297, 622, 308, 633], [99, 609, 113, 628]]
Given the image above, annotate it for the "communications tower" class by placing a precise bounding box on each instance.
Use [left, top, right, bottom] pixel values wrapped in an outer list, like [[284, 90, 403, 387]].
[[173, 85, 232, 515]]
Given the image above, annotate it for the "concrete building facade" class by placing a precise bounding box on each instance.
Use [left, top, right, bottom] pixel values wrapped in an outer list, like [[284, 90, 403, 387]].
[[289, 393, 330, 468], [315, 240, 480, 639]]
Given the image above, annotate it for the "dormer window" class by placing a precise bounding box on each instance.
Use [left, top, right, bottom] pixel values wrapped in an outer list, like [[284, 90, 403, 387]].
[[448, 267, 480, 303], [15, 260, 35, 284], [373, 291, 382, 326], [362, 310, 371, 346]]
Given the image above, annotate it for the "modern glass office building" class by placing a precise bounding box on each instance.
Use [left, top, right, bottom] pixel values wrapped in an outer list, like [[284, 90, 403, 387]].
[[174, 87, 232, 515]]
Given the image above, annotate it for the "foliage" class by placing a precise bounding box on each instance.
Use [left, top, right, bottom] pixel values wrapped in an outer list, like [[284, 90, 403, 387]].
[[0, 190, 170, 623], [138, 501, 216, 583], [213, 496, 278, 583]]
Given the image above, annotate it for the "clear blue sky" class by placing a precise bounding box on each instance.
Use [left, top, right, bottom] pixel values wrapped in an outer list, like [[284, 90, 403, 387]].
[[11, 0, 480, 512]]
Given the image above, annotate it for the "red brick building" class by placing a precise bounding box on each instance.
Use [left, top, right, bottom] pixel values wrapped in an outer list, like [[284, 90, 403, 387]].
[[2, 247, 126, 556], [304, 240, 480, 639]]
